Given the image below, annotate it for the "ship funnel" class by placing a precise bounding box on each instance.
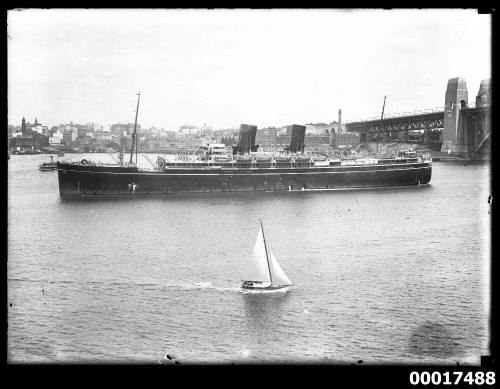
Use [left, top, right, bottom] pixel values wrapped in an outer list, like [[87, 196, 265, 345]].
[[233, 124, 258, 154], [289, 124, 306, 154]]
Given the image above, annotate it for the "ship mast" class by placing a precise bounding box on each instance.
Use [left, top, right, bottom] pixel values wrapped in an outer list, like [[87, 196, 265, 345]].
[[377, 96, 386, 154], [260, 219, 273, 285], [129, 92, 141, 165]]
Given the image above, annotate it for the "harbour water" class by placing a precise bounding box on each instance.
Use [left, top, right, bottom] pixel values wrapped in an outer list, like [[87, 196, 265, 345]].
[[8, 154, 491, 364]]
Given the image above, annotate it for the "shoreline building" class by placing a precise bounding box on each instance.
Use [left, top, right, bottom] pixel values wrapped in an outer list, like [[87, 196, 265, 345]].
[[111, 123, 142, 138], [10, 117, 49, 151], [21, 117, 48, 136], [255, 127, 278, 146]]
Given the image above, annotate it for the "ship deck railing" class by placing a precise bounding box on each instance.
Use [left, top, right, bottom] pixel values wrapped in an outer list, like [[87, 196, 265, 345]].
[[158, 159, 430, 171], [341, 158, 379, 166]]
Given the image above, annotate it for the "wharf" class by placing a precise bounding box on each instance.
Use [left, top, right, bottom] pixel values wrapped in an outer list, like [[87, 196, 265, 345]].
[[427, 151, 489, 162]]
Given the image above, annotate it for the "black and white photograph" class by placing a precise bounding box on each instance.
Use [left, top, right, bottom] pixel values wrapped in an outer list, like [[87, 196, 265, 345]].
[[7, 8, 493, 371]]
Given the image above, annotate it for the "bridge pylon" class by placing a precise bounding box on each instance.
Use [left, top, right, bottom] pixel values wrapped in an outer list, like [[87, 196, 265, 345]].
[[441, 77, 468, 155]]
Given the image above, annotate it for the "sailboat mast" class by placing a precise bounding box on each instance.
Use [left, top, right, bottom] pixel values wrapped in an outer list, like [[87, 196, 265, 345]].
[[260, 219, 273, 285], [377, 96, 386, 153], [129, 92, 141, 165]]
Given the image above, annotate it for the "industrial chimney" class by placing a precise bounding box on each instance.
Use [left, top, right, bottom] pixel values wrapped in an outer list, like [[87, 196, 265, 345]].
[[338, 109, 342, 132]]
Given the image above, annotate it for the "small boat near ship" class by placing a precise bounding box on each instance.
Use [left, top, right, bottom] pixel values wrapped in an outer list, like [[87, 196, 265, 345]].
[[56, 93, 432, 199], [241, 220, 292, 292], [39, 156, 58, 171]]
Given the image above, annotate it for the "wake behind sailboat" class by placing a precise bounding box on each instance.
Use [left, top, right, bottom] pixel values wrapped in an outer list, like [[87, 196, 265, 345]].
[[241, 220, 292, 293]]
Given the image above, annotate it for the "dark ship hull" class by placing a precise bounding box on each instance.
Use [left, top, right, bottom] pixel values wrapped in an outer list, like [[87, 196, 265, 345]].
[[56, 119, 432, 200], [57, 160, 432, 200]]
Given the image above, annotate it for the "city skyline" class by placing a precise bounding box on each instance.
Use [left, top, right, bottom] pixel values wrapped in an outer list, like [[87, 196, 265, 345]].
[[8, 9, 491, 130]]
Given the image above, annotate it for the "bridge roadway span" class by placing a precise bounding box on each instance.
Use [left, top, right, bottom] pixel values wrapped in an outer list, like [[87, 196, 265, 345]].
[[345, 111, 444, 134]]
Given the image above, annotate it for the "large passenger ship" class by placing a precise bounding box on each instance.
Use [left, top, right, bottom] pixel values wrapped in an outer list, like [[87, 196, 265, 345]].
[[56, 94, 432, 200]]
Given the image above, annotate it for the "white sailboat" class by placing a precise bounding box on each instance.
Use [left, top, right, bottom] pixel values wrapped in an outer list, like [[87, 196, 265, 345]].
[[241, 220, 292, 292]]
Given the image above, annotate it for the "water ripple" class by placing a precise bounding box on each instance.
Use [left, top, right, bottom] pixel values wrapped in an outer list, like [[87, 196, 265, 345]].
[[7, 156, 491, 363]]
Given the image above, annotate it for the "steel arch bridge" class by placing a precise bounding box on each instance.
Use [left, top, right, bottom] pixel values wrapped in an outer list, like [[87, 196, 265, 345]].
[[345, 110, 444, 134], [344, 103, 490, 156]]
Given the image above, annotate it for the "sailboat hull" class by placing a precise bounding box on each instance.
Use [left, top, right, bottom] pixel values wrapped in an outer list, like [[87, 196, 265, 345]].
[[241, 281, 290, 292], [241, 285, 290, 293]]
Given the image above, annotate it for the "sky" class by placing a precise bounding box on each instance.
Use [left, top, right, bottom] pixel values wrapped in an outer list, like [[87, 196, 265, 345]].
[[7, 9, 492, 131]]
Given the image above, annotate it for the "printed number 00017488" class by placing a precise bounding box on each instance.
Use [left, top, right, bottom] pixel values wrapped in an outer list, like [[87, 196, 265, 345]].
[[409, 371, 495, 385]]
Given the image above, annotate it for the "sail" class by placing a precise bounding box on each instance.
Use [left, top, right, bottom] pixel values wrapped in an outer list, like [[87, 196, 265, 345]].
[[242, 226, 271, 282], [268, 251, 292, 286]]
